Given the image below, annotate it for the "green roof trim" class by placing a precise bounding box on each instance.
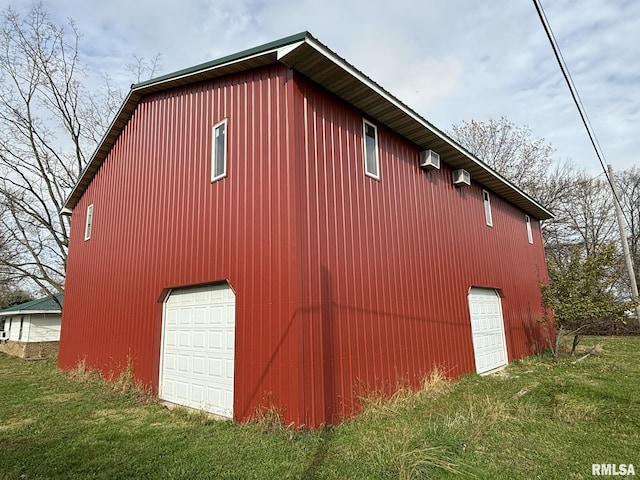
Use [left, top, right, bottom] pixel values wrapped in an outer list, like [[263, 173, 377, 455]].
[[0, 293, 63, 315], [133, 31, 310, 90]]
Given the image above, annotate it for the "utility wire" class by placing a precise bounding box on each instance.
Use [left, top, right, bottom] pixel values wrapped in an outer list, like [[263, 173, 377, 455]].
[[532, 0, 631, 228]]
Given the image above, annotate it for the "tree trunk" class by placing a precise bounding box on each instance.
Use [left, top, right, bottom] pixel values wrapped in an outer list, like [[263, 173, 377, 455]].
[[571, 334, 580, 356]]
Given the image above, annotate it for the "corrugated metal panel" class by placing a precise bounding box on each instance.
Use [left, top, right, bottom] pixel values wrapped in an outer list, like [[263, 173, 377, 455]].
[[59, 63, 550, 429], [294, 74, 549, 425], [59, 64, 305, 425]]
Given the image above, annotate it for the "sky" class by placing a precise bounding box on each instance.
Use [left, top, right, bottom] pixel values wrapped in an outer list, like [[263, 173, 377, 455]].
[[3, 0, 638, 175]]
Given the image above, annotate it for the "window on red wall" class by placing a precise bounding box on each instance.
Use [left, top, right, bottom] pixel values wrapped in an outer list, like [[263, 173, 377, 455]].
[[483, 190, 493, 227], [363, 119, 380, 179], [84, 204, 94, 241], [525, 215, 534, 243], [212, 118, 228, 182]]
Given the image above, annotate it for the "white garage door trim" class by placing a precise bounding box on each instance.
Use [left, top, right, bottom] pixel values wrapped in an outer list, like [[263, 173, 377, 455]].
[[468, 287, 508, 375], [159, 283, 236, 418]]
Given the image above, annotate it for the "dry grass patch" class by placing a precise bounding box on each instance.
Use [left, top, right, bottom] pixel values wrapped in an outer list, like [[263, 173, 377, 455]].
[[64, 357, 153, 403], [553, 393, 597, 425], [0, 417, 33, 432], [249, 403, 286, 429], [360, 428, 463, 479], [359, 367, 454, 420], [573, 343, 604, 355], [110, 360, 152, 401], [435, 394, 513, 443], [89, 407, 154, 425], [65, 358, 102, 382], [43, 392, 81, 403]]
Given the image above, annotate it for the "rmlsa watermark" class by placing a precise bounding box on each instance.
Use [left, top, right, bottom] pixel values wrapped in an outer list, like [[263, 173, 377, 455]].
[[592, 464, 636, 476]]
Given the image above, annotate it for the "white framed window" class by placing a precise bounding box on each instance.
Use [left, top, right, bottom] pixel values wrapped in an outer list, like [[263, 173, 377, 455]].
[[483, 190, 493, 227], [211, 118, 228, 182], [84, 204, 94, 241], [363, 119, 380, 179], [525, 215, 533, 244]]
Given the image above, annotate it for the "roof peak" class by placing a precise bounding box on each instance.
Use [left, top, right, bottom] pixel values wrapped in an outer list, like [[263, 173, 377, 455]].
[[133, 31, 312, 91]]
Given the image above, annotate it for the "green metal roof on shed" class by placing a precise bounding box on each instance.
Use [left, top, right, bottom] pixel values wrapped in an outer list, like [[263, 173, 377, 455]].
[[63, 31, 553, 220], [0, 293, 63, 316]]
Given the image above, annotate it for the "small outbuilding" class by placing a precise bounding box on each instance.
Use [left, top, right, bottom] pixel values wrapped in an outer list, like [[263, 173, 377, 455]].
[[0, 294, 63, 358], [58, 32, 553, 427]]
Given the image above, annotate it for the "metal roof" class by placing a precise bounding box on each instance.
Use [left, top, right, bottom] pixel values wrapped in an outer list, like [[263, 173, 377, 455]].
[[0, 293, 63, 316], [63, 31, 553, 220]]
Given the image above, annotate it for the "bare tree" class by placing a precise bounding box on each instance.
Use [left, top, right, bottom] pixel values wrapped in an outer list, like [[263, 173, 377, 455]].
[[608, 166, 640, 303], [538, 173, 619, 277], [563, 175, 617, 254], [0, 203, 11, 291], [616, 167, 640, 282], [126, 53, 162, 84], [448, 117, 619, 266], [449, 116, 557, 201], [0, 4, 120, 295], [0, 203, 32, 308], [448, 116, 581, 241]]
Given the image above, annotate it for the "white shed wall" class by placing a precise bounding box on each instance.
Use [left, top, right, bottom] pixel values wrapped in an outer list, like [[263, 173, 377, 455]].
[[1, 314, 61, 342], [28, 314, 62, 342]]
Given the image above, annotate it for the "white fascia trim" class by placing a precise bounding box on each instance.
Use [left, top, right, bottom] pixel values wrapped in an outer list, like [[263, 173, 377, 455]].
[[0, 310, 61, 317], [276, 41, 305, 60]]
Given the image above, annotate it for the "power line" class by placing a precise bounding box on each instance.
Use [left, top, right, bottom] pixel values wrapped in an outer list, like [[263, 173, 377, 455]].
[[531, 0, 630, 225]]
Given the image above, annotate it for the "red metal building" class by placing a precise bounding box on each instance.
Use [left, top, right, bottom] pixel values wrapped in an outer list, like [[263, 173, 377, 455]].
[[59, 32, 553, 427]]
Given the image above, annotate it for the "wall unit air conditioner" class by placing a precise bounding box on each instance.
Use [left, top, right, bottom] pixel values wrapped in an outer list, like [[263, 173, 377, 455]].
[[452, 169, 471, 186], [419, 150, 440, 170], [0, 331, 8, 341]]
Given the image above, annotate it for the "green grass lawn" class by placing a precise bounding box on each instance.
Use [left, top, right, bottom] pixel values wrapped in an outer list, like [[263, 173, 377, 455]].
[[1, 336, 639, 479]]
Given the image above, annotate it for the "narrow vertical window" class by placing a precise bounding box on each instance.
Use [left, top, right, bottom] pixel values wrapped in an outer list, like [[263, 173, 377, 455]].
[[483, 190, 493, 227], [363, 119, 380, 179], [212, 119, 228, 182], [84, 204, 94, 241], [18, 317, 24, 341], [525, 215, 533, 244]]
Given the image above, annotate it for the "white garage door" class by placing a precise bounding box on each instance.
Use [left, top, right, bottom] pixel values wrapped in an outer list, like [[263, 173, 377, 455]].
[[468, 287, 508, 374], [160, 283, 236, 418]]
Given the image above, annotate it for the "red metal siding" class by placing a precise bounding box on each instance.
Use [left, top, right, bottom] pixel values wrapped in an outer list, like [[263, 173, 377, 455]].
[[59, 64, 549, 428], [60, 64, 305, 424], [293, 74, 549, 425]]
